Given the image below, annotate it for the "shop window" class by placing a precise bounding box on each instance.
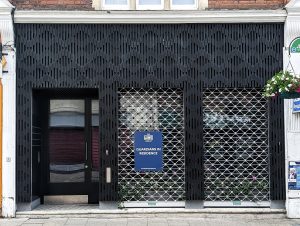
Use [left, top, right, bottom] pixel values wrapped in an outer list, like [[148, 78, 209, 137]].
[[136, 0, 164, 10], [171, 0, 197, 9], [102, 0, 130, 10], [203, 88, 269, 203], [118, 88, 185, 204]]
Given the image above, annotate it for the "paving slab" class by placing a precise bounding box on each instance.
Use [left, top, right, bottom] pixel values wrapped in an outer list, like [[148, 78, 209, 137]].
[[106, 219, 128, 226], [0, 218, 28, 226], [66, 218, 88, 225], [167, 219, 189, 226], [42, 219, 68, 226], [86, 218, 107, 226], [22, 224, 44, 226], [148, 223, 168, 226], [23, 218, 50, 224], [2, 213, 300, 226], [127, 218, 147, 226]]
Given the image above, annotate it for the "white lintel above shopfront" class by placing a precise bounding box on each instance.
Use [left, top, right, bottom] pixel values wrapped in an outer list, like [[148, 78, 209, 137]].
[[14, 9, 287, 24]]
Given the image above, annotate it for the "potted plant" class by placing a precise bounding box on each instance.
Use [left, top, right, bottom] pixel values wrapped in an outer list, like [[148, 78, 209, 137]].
[[263, 71, 300, 99]]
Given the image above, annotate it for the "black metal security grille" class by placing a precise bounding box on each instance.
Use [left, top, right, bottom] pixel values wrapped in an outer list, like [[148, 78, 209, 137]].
[[118, 88, 185, 204], [203, 88, 269, 202], [15, 24, 284, 203]]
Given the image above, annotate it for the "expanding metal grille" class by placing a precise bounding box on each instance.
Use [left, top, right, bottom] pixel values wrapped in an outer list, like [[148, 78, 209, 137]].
[[118, 88, 185, 204], [203, 88, 269, 202]]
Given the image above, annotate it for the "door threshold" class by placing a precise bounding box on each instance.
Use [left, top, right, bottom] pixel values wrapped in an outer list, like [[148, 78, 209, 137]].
[[44, 195, 88, 205]]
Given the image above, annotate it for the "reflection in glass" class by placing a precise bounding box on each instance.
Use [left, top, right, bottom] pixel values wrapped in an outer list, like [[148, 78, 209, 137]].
[[91, 100, 99, 182], [105, 0, 127, 5], [203, 89, 269, 202], [173, 0, 195, 4], [139, 0, 161, 5], [49, 100, 85, 183]]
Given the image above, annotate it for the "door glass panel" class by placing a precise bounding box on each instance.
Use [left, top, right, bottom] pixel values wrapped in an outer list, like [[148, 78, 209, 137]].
[[49, 100, 85, 183], [91, 100, 99, 182]]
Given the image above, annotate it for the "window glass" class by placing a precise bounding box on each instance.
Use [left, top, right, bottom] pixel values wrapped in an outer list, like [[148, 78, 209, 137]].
[[203, 88, 269, 202], [173, 0, 195, 4], [138, 0, 161, 5], [49, 100, 85, 183], [137, 0, 163, 9], [104, 0, 127, 5], [91, 100, 99, 182], [171, 0, 197, 9], [103, 0, 129, 9]]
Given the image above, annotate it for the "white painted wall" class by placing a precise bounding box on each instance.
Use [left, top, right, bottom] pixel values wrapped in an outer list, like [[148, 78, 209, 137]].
[[0, 0, 16, 218], [284, 0, 300, 219], [2, 50, 16, 218]]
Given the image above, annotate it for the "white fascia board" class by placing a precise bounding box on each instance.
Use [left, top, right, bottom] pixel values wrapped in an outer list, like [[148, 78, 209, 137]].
[[14, 9, 287, 24]]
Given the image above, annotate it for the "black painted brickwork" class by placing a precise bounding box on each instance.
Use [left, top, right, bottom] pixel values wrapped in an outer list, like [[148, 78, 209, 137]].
[[15, 23, 285, 203]]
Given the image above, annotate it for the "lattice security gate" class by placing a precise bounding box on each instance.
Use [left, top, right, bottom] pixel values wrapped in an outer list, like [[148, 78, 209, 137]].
[[118, 88, 185, 207], [203, 88, 269, 206]]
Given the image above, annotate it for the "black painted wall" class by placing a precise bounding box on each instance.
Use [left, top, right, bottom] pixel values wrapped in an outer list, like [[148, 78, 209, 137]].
[[15, 24, 285, 203]]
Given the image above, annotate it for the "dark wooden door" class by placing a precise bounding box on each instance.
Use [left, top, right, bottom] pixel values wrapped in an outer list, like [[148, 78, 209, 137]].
[[44, 92, 99, 203]]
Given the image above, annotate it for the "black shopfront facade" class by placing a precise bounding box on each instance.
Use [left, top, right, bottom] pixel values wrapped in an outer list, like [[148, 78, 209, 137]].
[[16, 23, 285, 209]]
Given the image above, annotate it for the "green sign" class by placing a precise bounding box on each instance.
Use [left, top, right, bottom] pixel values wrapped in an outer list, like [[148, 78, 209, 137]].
[[290, 37, 300, 53], [233, 200, 241, 206], [148, 201, 157, 206]]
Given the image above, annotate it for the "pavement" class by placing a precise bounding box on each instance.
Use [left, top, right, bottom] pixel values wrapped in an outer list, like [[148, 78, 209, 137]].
[[1, 214, 300, 226]]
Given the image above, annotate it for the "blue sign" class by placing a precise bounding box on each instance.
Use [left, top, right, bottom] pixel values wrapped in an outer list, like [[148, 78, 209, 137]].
[[288, 161, 300, 190], [293, 99, 300, 113], [134, 131, 163, 172]]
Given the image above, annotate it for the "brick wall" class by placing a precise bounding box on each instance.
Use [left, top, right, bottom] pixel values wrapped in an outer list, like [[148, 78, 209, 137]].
[[10, 0, 92, 10], [209, 0, 288, 9]]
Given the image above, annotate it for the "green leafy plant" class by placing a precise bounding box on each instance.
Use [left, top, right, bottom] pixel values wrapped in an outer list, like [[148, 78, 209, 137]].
[[118, 173, 185, 208], [263, 71, 300, 98], [118, 182, 143, 208], [212, 176, 268, 202]]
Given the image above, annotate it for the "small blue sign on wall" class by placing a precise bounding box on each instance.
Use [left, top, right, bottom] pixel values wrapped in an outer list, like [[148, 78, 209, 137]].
[[134, 131, 163, 172], [293, 99, 300, 113], [288, 161, 300, 190]]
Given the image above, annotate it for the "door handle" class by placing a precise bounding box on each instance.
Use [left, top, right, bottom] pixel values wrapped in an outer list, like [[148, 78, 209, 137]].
[[85, 141, 88, 169], [85, 141, 88, 161]]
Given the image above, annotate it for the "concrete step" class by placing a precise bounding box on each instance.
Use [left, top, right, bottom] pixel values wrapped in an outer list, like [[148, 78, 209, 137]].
[[16, 205, 286, 219]]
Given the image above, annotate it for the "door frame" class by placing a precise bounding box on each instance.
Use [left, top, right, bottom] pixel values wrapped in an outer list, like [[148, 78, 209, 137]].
[[34, 89, 99, 204]]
